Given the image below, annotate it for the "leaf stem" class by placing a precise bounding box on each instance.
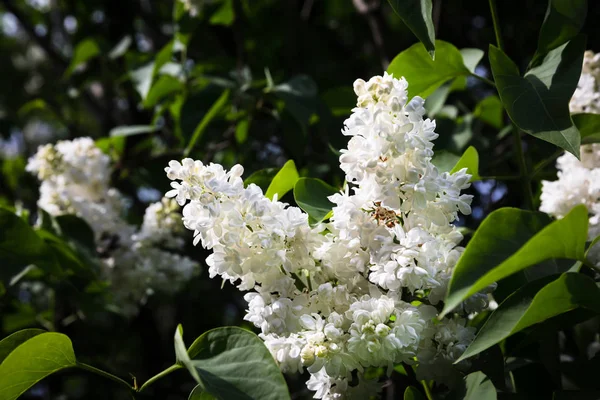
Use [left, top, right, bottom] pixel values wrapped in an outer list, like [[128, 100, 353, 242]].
[[488, 0, 504, 50], [76, 362, 134, 392], [421, 380, 434, 400], [137, 364, 183, 393], [512, 126, 535, 210], [470, 73, 496, 88]]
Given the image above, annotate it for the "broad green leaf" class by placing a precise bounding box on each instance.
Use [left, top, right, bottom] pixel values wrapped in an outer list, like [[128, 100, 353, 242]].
[[404, 386, 426, 400], [0, 332, 76, 400], [453, 372, 497, 400], [0, 329, 45, 364], [531, 0, 588, 67], [109, 125, 157, 137], [64, 38, 100, 78], [573, 113, 600, 144], [450, 146, 480, 181], [244, 168, 278, 192], [424, 83, 452, 117], [432, 151, 460, 173], [387, 0, 435, 58], [458, 273, 600, 361], [388, 41, 471, 99], [184, 90, 230, 156], [130, 62, 155, 100], [271, 75, 318, 134], [189, 385, 217, 400], [144, 75, 184, 108], [0, 208, 53, 284], [474, 95, 504, 129], [460, 48, 484, 74], [175, 325, 201, 383], [108, 35, 132, 60], [185, 327, 290, 400], [293, 178, 338, 223], [265, 160, 300, 200], [442, 205, 588, 317], [489, 37, 585, 158], [54, 215, 96, 252]]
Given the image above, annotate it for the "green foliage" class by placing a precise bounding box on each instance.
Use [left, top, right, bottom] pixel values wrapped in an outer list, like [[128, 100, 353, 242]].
[[0, 329, 44, 364], [442, 205, 588, 316], [0, 332, 76, 400], [185, 90, 231, 156], [387, 0, 436, 57], [459, 273, 600, 361], [450, 146, 480, 181], [403, 386, 426, 400], [452, 372, 497, 400], [387, 41, 471, 99], [573, 113, 600, 144], [293, 178, 338, 223], [265, 160, 300, 200], [489, 37, 585, 157], [64, 38, 100, 78], [177, 326, 290, 400]]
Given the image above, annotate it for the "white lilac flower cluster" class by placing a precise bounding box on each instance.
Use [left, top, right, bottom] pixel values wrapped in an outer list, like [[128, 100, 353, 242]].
[[570, 51, 600, 114], [165, 73, 481, 399], [541, 50, 600, 265], [27, 137, 199, 316]]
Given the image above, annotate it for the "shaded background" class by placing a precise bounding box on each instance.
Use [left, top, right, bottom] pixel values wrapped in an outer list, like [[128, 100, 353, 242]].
[[1, 0, 599, 399]]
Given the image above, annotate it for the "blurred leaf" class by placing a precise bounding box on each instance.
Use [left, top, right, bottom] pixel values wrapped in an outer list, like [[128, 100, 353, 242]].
[[0, 329, 45, 364], [265, 160, 300, 200], [145, 75, 184, 107], [0, 332, 76, 400], [432, 150, 460, 173], [64, 38, 101, 78], [183, 327, 290, 400], [108, 35, 132, 60], [424, 83, 452, 117], [489, 37, 585, 158], [210, 0, 234, 26], [574, 113, 600, 144], [189, 385, 217, 400], [531, 0, 588, 67], [272, 75, 318, 134], [451, 146, 480, 181], [442, 205, 588, 317], [185, 89, 230, 156], [235, 118, 250, 144], [387, 0, 435, 58], [131, 62, 155, 100], [244, 168, 278, 192], [109, 125, 157, 137], [474, 95, 504, 129], [294, 178, 337, 223], [452, 372, 497, 400], [0, 208, 55, 284], [54, 215, 96, 252], [459, 273, 600, 361], [387, 40, 471, 99], [404, 386, 426, 400], [460, 48, 485, 73], [322, 87, 356, 117]]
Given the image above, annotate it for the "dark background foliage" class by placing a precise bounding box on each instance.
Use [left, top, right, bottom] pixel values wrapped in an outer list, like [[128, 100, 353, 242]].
[[1, 1, 599, 399]]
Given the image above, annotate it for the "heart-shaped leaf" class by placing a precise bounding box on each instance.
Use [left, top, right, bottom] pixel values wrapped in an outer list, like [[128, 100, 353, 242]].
[[387, 0, 435, 58]]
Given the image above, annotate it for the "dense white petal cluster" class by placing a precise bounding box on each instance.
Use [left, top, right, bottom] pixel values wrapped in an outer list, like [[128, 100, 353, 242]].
[[166, 73, 478, 398], [542, 51, 600, 265], [27, 137, 199, 316], [570, 51, 600, 114]]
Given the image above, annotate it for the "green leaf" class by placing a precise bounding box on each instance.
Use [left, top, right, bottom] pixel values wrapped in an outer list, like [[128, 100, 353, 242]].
[[54, 214, 96, 252], [424, 83, 452, 117], [175, 325, 201, 384], [0, 329, 45, 364], [0, 332, 76, 400], [265, 160, 300, 200], [108, 35, 132, 60], [130, 62, 155, 100], [109, 125, 158, 137], [474, 95, 504, 129], [450, 146, 480, 181], [460, 48, 485, 74], [458, 273, 600, 362], [64, 38, 101, 78], [209, 0, 234, 26], [432, 151, 460, 173], [184, 327, 290, 400], [244, 168, 279, 192], [454, 372, 497, 400], [441, 205, 588, 317], [189, 385, 217, 400], [573, 113, 600, 144], [271, 75, 318, 134], [531, 0, 588, 67], [387, 0, 435, 58], [404, 386, 426, 400], [293, 178, 338, 223], [489, 37, 585, 158], [0, 208, 53, 284], [184, 89, 230, 156], [387, 40, 471, 99], [144, 75, 184, 108]]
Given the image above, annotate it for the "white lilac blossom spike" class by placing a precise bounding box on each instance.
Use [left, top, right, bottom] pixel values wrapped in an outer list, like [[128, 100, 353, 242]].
[[27, 137, 199, 316], [165, 72, 480, 397]]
